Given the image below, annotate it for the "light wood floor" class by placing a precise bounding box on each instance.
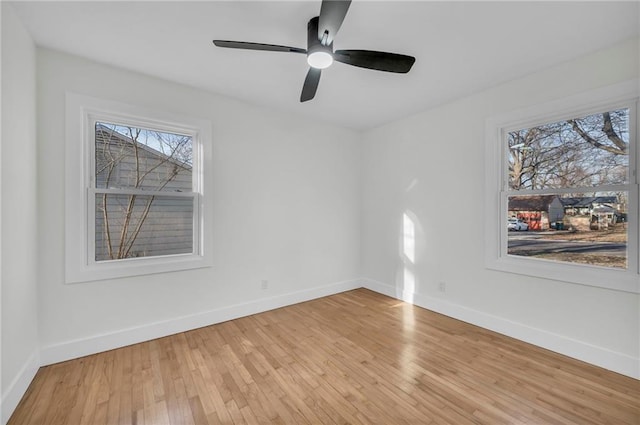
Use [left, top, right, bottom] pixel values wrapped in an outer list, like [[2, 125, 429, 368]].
[[8, 289, 640, 424]]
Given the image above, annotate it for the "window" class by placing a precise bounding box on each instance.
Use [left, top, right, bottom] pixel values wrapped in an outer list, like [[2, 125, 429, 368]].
[[485, 81, 639, 293], [93, 122, 195, 261], [507, 109, 630, 268], [65, 94, 212, 283]]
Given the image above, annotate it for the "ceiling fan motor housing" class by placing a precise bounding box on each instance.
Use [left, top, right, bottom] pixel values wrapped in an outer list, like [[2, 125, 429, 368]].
[[307, 16, 333, 69]]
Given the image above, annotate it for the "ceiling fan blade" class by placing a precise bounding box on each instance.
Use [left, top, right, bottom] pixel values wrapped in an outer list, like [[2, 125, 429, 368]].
[[334, 50, 416, 73], [300, 68, 322, 102], [318, 0, 351, 45], [213, 40, 306, 54]]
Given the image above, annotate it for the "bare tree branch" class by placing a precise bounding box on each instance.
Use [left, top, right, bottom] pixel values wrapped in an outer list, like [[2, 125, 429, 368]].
[[568, 118, 626, 155], [601, 112, 627, 152]]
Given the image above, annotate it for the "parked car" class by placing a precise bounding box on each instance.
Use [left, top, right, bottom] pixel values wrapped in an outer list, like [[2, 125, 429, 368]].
[[508, 218, 529, 231]]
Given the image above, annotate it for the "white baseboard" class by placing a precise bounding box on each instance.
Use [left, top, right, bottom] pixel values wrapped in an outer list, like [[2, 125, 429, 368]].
[[40, 279, 361, 366], [361, 277, 639, 380], [1, 349, 40, 425]]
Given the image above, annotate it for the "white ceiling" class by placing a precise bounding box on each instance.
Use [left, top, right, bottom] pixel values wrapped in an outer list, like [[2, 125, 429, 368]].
[[9, 1, 640, 130]]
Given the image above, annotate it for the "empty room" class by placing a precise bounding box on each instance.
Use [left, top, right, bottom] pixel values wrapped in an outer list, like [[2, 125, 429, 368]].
[[1, 1, 639, 424]]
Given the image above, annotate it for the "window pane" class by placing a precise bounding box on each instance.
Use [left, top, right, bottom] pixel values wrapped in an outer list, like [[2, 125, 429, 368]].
[[508, 109, 629, 190], [95, 122, 192, 191], [507, 192, 628, 269], [95, 194, 194, 261]]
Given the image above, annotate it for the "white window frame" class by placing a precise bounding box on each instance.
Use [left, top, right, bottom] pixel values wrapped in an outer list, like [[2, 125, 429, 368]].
[[484, 80, 639, 294], [65, 93, 213, 283]]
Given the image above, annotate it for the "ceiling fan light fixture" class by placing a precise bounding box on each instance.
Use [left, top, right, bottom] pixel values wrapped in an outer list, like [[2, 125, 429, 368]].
[[307, 51, 333, 69]]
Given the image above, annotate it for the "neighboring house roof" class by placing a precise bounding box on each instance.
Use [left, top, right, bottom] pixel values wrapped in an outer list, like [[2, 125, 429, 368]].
[[508, 195, 559, 211], [593, 206, 616, 214], [95, 124, 192, 170], [95, 123, 193, 193], [509, 195, 619, 212], [561, 196, 617, 208]]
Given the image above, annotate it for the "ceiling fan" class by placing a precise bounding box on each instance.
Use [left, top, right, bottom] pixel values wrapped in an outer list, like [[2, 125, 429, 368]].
[[213, 0, 416, 102]]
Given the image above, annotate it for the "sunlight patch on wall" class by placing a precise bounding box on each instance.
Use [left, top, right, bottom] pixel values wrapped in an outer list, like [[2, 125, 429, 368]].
[[397, 211, 417, 303], [403, 212, 416, 264]]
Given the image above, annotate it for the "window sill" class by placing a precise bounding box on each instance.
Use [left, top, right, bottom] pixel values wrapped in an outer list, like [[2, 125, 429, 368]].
[[65, 253, 212, 284], [487, 255, 640, 294]]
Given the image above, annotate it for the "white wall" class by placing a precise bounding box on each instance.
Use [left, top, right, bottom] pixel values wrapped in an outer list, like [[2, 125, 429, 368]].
[[361, 38, 640, 378], [36, 48, 362, 364], [1, 4, 40, 423]]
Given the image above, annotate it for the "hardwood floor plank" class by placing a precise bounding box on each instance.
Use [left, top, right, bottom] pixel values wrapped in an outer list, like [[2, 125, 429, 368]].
[[186, 396, 207, 425], [7, 289, 640, 425]]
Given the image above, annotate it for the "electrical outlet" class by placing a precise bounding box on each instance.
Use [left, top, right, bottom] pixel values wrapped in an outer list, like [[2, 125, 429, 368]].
[[438, 281, 446, 293], [261, 280, 269, 290]]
